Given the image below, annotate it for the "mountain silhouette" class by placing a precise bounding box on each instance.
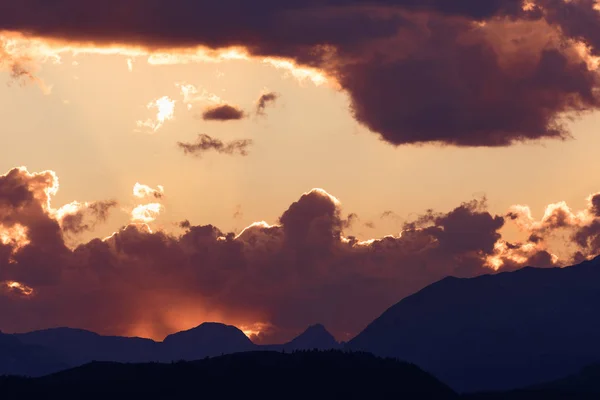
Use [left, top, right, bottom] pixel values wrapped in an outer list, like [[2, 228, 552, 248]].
[[15, 327, 159, 366], [5, 321, 345, 377], [262, 323, 341, 352], [466, 364, 600, 399], [161, 322, 255, 360], [0, 332, 68, 377], [348, 255, 600, 393], [283, 323, 341, 351], [0, 350, 459, 400]]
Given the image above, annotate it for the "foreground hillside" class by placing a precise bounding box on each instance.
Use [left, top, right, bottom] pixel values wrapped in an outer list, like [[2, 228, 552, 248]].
[[0, 351, 458, 400], [348, 255, 600, 392]]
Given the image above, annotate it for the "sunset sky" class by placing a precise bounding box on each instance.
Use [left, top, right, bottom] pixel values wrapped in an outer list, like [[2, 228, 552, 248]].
[[2, 0, 600, 344]]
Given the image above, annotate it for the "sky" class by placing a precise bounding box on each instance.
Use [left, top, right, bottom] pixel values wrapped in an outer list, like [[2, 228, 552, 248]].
[[1, 0, 600, 344]]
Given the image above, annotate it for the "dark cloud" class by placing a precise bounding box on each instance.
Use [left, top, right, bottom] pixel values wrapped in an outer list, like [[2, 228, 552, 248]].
[[60, 200, 118, 235], [2, 1, 600, 146], [380, 211, 396, 219], [540, 0, 600, 55], [3, 167, 588, 345], [364, 221, 376, 229], [256, 92, 279, 116], [337, 17, 600, 147], [178, 134, 253, 157], [233, 205, 243, 220], [201, 104, 246, 121], [590, 193, 600, 217]]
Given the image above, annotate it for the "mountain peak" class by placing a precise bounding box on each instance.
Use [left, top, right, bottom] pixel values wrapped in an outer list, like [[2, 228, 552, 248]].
[[161, 322, 255, 360], [304, 323, 327, 333], [286, 323, 340, 351]]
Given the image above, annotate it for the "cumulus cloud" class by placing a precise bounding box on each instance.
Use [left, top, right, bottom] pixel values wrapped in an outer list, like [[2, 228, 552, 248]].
[[256, 91, 279, 116], [201, 104, 246, 121], [4, 167, 600, 344], [2, 1, 600, 146], [178, 134, 253, 158]]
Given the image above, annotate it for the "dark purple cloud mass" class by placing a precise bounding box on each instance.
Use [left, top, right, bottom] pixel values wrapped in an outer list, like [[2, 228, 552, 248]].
[[2, 167, 600, 343], [1, 1, 600, 146], [201, 104, 246, 121]]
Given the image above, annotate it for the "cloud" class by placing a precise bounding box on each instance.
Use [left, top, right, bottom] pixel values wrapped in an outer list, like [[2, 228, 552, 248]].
[[1, 166, 600, 344], [256, 92, 279, 115], [56, 200, 118, 235], [133, 183, 164, 200], [176, 83, 222, 106], [201, 104, 246, 121], [3, 2, 600, 146], [130, 203, 162, 224], [178, 134, 253, 158], [136, 96, 176, 133], [233, 205, 243, 220], [0, 37, 36, 83]]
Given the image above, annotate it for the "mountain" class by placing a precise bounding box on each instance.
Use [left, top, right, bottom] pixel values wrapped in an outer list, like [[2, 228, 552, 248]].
[[262, 324, 341, 352], [15, 327, 160, 366], [466, 364, 600, 399], [13, 323, 255, 370], [0, 332, 68, 377], [284, 323, 341, 351], [6, 322, 344, 377], [161, 322, 256, 361], [348, 255, 600, 393], [0, 350, 459, 400]]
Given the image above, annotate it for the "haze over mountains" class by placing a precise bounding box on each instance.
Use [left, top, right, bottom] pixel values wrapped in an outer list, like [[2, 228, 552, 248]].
[[4, 255, 600, 394]]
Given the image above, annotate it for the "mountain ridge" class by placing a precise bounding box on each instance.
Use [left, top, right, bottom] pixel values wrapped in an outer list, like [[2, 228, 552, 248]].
[[347, 255, 600, 392]]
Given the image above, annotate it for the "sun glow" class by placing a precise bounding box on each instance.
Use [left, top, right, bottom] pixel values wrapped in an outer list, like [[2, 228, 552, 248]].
[[239, 322, 274, 340]]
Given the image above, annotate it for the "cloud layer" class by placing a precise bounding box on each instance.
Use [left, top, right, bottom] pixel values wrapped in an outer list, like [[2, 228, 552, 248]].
[[2, 1, 600, 146], [178, 134, 253, 158], [2, 167, 600, 343]]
